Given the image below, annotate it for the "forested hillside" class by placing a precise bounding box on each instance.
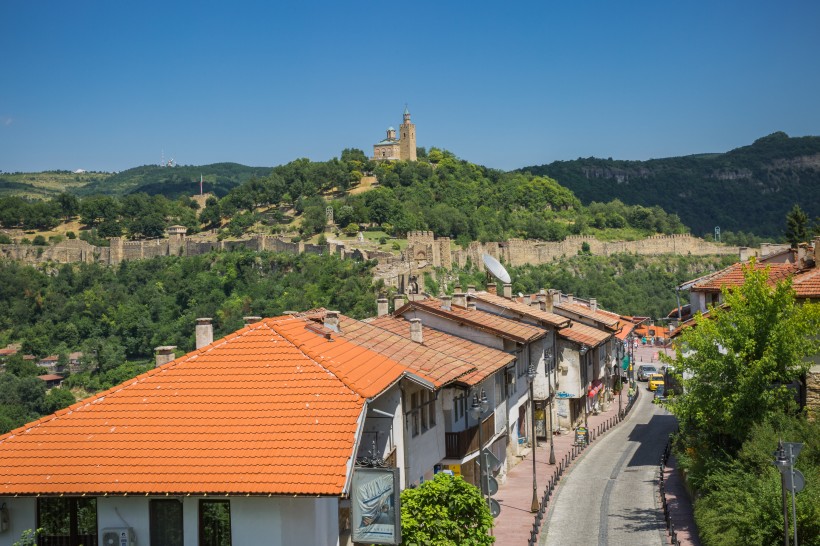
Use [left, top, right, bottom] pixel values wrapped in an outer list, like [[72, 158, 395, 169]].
[[78, 162, 272, 198], [0, 250, 735, 434], [519, 132, 820, 239]]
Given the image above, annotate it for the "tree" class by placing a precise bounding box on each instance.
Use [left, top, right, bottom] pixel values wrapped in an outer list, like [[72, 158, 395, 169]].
[[667, 260, 820, 455], [400, 473, 494, 546], [785, 204, 809, 248]]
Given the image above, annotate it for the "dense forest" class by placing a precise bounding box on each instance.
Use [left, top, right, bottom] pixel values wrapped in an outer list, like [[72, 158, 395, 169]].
[[519, 132, 820, 240]]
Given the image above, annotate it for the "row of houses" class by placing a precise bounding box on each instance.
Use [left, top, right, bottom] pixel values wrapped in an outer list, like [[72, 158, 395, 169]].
[[0, 282, 635, 546]]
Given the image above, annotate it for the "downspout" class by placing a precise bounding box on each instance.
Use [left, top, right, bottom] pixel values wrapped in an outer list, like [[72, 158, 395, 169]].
[[676, 286, 683, 322]]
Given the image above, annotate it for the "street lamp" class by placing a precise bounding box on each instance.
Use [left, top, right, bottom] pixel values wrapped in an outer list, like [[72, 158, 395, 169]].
[[773, 441, 790, 546], [528, 363, 538, 512], [580, 344, 590, 443], [545, 348, 556, 465], [469, 389, 491, 513]]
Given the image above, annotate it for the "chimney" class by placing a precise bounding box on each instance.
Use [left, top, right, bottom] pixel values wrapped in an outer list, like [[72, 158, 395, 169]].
[[567, 294, 574, 304], [409, 318, 423, 343], [552, 290, 561, 310], [503, 283, 512, 299], [453, 292, 467, 308], [441, 295, 452, 311], [467, 284, 476, 294], [243, 316, 261, 325], [154, 346, 176, 368], [196, 318, 213, 349], [590, 298, 597, 312], [487, 282, 496, 295], [523, 294, 531, 306], [814, 236, 820, 267], [393, 294, 405, 311], [324, 310, 340, 333], [377, 298, 389, 317]]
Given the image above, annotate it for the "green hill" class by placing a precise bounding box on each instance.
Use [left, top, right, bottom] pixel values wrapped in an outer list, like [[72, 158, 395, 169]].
[[518, 132, 820, 239], [0, 170, 107, 199], [77, 162, 273, 198]]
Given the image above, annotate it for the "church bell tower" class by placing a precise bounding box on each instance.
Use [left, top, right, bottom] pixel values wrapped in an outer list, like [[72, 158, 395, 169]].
[[399, 106, 417, 162]]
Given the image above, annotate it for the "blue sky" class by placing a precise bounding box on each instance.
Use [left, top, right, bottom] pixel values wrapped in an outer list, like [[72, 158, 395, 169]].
[[2, 0, 819, 173]]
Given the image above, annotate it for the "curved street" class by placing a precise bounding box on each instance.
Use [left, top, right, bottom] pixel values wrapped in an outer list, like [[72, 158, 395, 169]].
[[541, 387, 678, 546]]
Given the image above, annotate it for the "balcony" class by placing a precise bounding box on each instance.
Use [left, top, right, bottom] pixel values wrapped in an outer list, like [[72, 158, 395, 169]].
[[444, 412, 495, 459]]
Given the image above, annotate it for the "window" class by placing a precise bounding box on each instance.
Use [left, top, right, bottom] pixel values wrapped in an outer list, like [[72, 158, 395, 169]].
[[151, 499, 183, 546], [410, 391, 420, 437], [408, 389, 436, 436], [421, 391, 429, 432], [199, 500, 231, 546], [37, 497, 97, 546], [454, 392, 466, 422]]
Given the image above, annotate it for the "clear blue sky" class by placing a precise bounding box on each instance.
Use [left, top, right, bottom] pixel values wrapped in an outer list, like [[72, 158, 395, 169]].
[[2, 0, 819, 173]]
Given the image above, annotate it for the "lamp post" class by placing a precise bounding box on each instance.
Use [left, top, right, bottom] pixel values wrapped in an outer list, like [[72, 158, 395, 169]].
[[528, 363, 538, 512], [546, 348, 556, 465], [470, 389, 491, 514], [580, 345, 589, 443], [773, 441, 790, 546]]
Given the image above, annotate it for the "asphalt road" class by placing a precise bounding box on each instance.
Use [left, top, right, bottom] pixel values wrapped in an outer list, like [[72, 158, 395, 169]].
[[541, 386, 678, 546]]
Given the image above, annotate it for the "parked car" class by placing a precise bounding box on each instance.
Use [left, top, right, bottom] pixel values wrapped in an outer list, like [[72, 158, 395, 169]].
[[637, 365, 657, 381], [648, 373, 665, 391]]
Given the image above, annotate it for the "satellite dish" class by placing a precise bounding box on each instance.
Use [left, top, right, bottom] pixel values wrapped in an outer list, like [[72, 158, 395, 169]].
[[482, 253, 511, 284]]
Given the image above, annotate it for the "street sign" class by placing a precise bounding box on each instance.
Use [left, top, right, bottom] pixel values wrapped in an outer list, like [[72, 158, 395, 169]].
[[478, 448, 501, 471], [784, 442, 803, 461], [489, 498, 501, 518], [480, 476, 499, 496], [785, 469, 805, 493]]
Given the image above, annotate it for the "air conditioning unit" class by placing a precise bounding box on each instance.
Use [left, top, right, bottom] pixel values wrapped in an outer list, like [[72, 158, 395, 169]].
[[102, 527, 136, 546]]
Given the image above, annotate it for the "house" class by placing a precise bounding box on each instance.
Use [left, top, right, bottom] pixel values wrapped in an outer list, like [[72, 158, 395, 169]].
[[392, 294, 549, 466], [366, 311, 517, 487], [36, 373, 63, 388], [0, 315, 444, 546], [673, 239, 820, 417], [68, 351, 84, 373], [36, 354, 60, 374]]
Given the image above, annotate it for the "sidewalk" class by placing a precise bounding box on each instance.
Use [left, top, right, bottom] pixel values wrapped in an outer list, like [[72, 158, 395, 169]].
[[490, 364, 699, 545], [491, 391, 625, 545]]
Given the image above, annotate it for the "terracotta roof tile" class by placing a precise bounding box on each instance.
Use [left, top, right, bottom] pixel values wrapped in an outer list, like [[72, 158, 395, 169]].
[[0, 317, 413, 497], [558, 321, 611, 347], [368, 315, 515, 385], [554, 302, 620, 330], [692, 262, 798, 291], [793, 267, 820, 299], [399, 298, 546, 343], [469, 292, 570, 328]]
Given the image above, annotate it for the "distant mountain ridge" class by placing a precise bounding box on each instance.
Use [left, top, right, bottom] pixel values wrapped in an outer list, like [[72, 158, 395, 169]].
[[78, 162, 272, 199], [518, 132, 820, 239]]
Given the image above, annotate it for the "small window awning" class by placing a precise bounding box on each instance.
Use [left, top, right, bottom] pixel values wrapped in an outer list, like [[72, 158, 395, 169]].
[[622, 355, 630, 371], [588, 379, 603, 398]]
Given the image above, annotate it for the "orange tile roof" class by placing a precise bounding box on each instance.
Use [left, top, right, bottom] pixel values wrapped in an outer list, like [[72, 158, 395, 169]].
[[554, 302, 620, 330], [793, 267, 820, 299], [293, 311, 473, 387], [470, 291, 570, 328], [692, 262, 798, 292], [398, 298, 546, 343], [0, 317, 413, 497], [558, 321, 611, 347], [368, 315, 516, 385]]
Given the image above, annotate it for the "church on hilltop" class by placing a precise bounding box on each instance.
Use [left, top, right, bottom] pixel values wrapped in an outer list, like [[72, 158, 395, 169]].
[[372, 107, 417, 161]]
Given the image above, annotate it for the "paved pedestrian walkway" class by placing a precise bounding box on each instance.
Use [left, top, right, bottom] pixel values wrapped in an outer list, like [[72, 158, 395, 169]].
[[491, 392, 626, 545], [491, 344, 699, 546]]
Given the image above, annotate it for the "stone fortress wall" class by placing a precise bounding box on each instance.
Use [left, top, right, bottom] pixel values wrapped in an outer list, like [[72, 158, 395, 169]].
[[0, 228, 751, 284]]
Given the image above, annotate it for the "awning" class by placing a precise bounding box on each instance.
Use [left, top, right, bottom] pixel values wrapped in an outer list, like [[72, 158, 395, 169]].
[[588, 379, 603, 398], [622, 355, 630, 371]]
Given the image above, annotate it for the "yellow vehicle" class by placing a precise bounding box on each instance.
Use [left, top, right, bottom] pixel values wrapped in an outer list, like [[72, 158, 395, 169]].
[[648, 373, 664, 391]]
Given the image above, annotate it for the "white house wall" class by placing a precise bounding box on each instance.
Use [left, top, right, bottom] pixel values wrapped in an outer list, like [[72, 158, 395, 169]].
[[403, 384, 446, 488], [0, 495, 339, 546], [405, 310, 506, 351], [0, 497, 35, 546]]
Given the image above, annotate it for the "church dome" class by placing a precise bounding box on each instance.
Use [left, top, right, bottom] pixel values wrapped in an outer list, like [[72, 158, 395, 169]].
[[387, 126, 395, 131]]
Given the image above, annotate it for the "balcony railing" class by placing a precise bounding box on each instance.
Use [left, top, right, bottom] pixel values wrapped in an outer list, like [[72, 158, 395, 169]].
[[444, 412, 495, 459]]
